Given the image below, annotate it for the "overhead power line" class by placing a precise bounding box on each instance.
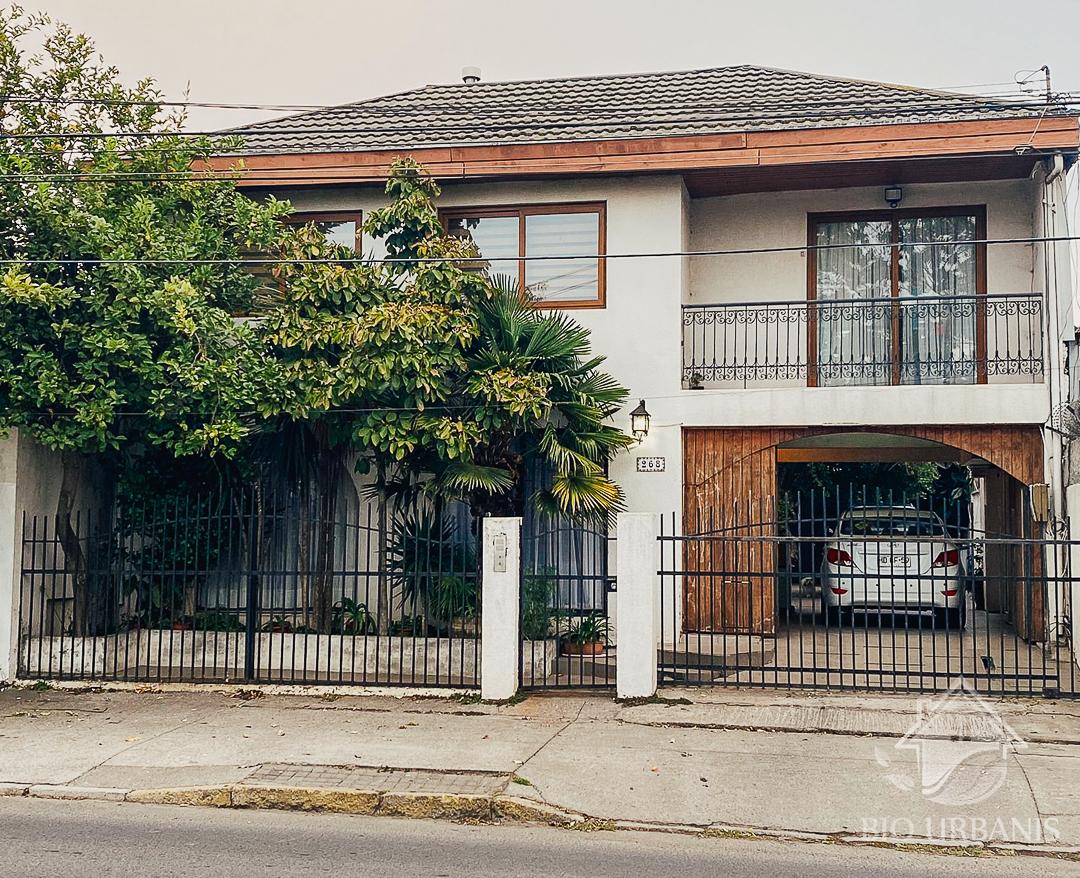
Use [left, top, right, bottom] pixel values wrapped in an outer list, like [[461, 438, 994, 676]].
[[1, 84, 1069, 115], [0, 233, 1074, 267], [3, 95, 1078, 143]]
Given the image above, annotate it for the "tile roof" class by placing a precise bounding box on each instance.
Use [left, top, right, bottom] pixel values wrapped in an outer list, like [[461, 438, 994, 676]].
[[225, 64, 1055, 156]]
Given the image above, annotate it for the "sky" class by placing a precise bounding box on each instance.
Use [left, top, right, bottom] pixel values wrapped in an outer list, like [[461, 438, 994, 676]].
[[23, 0, 1080, 130]]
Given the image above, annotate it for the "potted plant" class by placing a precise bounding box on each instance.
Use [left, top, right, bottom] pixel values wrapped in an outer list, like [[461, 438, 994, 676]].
[[562, 612, 610, 656], [261, 615, 293, 634], [171, 616, 194, 632], [332, 598, 376, 635]]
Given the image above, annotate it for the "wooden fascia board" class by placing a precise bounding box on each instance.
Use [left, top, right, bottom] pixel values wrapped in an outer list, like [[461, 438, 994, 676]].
[[209, 116, 1080, 187]]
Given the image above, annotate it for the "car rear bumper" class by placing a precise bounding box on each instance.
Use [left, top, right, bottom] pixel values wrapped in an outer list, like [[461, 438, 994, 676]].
[[821, 569, 963, 609]]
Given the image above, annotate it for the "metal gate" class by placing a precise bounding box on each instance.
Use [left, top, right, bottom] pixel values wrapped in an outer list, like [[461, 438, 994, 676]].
[[519, 513, 614, 689], [659, 499, 1078, 696], [18, 489, 480, 688]]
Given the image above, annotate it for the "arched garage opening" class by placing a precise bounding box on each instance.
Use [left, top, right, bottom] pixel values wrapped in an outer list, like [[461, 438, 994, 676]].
[[675, 425, 1071, 695]]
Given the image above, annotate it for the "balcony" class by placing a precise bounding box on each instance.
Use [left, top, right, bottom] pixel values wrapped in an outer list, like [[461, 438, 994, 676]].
[[682, 293, 1044, 389]]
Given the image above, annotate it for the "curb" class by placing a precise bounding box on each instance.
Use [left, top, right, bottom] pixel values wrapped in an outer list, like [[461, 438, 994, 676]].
[[13, 678, 479, 701], [8, 783, 1080, 860]]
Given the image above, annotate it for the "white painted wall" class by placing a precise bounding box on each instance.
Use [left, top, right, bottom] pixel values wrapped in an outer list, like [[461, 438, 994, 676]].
[[688, 179, 1039, 306], [270, 173, 1059, 521]]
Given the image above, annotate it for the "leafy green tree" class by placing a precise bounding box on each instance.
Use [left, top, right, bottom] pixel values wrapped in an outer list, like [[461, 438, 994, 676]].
[[265, 159, 631, 523], [0, 6, 288, 631], [262, 160, 631, 627]]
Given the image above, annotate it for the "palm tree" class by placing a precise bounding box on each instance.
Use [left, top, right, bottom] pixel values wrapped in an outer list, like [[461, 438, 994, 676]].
[[429, 276, 633, 522]]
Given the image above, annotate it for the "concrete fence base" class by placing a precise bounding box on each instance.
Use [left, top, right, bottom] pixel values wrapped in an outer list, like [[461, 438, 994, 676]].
[[22, 632, 556, 685]]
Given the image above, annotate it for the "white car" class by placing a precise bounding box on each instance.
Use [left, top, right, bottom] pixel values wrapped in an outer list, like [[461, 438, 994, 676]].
[[820, 506, 966, 628]]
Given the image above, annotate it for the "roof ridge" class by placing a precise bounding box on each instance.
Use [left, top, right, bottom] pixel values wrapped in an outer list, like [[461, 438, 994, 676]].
[[408, 63, 762, 93]]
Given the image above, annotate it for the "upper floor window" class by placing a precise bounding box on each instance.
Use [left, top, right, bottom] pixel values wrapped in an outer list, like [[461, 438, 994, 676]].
[[442, 203, 606, 308], [287, 210, 362, 253]]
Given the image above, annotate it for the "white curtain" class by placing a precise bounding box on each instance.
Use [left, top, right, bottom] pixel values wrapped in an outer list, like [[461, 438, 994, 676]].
[[815, 220, 892, 386], [899, 216, 977, 385]]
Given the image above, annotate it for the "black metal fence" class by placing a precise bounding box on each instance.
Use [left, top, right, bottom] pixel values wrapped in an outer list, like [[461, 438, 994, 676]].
[[682, 293, 1044, 389], [19, 488, 480, 688], [659, 493, 1078, 696], [519, 513, 613, 689]]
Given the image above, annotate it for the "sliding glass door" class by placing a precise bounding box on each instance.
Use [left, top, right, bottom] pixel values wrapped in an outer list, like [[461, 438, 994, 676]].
[[811, 208, 985, 387]]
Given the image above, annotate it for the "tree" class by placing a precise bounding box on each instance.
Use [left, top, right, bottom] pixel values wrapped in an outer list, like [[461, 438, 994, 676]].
[[266, 159, 631, 523], [0, 6, 288, 632], [262, 160, 631, 627]]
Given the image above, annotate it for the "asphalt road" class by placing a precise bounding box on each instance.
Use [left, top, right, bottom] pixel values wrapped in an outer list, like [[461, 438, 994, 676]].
[[1, 798, 1076, 878]]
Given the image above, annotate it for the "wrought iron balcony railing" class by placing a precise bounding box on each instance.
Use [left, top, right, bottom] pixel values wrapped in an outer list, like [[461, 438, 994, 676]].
[[682, 293, 1044, 389]]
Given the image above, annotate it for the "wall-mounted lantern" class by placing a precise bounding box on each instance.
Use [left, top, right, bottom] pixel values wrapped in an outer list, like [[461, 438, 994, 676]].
[[630, 399, 651, 443]]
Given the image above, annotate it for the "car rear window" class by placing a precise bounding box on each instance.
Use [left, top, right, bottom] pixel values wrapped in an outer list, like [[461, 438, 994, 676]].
[[839, 516, 948, 537]]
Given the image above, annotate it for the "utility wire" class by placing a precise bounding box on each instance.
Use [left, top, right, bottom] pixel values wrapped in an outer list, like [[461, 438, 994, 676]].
[[4, 96, 1078, 142], [2, 87, 1066, 117], [0, 233, 1076, 265]]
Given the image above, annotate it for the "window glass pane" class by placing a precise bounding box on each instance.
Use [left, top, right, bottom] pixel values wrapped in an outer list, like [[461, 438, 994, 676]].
[[524, 212, 600, 303], [898, 215, 977, 386], [446, 214, 520, 288], [311, 219, 358, 252], [815, 220, 892, 386]]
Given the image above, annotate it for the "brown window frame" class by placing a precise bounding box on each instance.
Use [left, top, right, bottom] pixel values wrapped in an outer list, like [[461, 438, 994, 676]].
[[285, 210, 363, 253], [806, 205, 988, 387], [440, 202, 607, 309]]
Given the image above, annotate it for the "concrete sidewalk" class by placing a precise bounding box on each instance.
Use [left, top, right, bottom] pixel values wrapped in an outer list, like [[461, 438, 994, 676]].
[[0, 684, 1078, 855]]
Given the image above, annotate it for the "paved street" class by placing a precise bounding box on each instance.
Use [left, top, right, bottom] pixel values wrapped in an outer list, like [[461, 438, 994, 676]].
[[2, 797, 1077, 878]]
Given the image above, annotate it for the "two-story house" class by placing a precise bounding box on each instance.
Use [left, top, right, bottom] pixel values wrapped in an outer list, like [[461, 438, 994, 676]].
[[211, 65, 1080, 690]]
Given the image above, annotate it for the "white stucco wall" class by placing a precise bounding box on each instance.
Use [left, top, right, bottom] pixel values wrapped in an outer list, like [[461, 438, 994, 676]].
[[270, 172, 1062, 519], [279, 174, 690, 519]]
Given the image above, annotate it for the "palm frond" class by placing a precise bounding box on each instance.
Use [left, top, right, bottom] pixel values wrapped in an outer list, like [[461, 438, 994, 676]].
[[545, 472, 625, 520], [434, 461, 516, 496]]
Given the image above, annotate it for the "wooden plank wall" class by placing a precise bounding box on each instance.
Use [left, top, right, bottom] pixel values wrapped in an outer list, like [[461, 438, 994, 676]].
[[682, 425, 1045, 636]]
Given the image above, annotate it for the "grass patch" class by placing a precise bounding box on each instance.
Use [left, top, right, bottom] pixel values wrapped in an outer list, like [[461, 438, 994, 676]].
[[510, 775, 532, 787], [616, 694, 692, 707], [567, 818, 617, 832]]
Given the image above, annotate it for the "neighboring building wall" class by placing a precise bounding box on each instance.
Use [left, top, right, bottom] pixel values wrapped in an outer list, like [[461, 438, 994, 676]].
[[0, 432, 103, 679]]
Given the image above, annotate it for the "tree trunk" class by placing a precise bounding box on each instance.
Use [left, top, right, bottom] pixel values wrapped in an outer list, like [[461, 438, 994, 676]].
[[313, 433, 340, 633], [56, 450, 91, 636], [297, 483, 312, 630], [376, 460, 390, 635]]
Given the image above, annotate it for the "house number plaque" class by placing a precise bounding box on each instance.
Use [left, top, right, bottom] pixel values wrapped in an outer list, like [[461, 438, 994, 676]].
[[636, 456, 666, 473]]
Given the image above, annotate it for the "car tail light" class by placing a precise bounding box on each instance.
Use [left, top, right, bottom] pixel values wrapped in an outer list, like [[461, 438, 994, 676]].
[[932, 549, 960, 568], [826, 547, 852, 566], [941, 588, 959, 597]]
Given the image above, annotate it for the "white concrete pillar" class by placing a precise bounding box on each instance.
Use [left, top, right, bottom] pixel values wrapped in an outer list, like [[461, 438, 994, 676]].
[[0, 433, 19, 682], [480, 517, 521, 701], [616, 512, 660, 700]]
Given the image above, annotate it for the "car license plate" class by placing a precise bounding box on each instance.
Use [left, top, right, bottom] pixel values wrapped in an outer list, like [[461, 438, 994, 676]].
[[881, 555, 911, 568]]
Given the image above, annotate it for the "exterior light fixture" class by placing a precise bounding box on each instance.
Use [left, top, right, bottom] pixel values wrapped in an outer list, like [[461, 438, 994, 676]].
[[630, 399, 651, 442], [884, 186, 903, 208]]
